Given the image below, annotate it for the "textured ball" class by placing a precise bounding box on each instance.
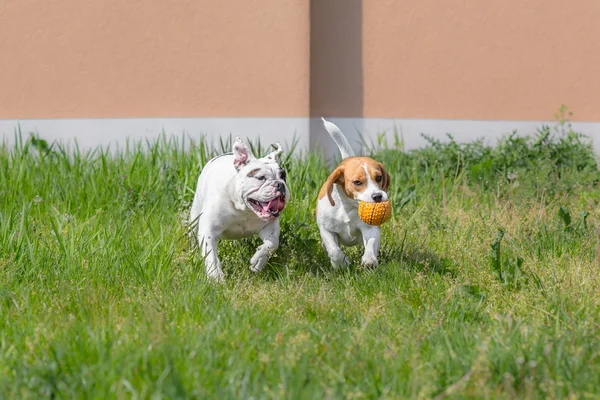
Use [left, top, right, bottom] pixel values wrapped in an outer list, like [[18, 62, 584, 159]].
[[358, 200, 392, 226]]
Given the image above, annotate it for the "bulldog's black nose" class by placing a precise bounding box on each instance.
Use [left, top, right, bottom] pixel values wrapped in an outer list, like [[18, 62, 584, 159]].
[[276, 181, 286, 193], [371, 193, 383, 203]]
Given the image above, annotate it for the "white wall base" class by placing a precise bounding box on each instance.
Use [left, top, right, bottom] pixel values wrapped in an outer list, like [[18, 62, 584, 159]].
[[1, 117, 599, 158], [320, 118, 600, 155], [0, 117, 310, 155]]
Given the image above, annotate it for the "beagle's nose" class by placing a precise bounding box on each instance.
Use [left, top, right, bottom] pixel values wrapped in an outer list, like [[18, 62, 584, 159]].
[[371, 193, 383, 203]]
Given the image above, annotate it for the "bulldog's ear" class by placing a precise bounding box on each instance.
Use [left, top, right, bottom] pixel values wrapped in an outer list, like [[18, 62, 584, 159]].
[[232, 137, 256, 170], [265, 142, 283, 163]]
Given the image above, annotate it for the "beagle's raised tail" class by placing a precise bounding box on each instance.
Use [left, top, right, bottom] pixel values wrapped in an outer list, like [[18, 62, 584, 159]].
[[321, 118, 355, 160]]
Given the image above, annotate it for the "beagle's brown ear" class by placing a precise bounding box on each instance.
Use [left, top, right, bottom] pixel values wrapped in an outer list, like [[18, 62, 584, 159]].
[[325, 166, 345, 206], [378, 163, 391, 191]]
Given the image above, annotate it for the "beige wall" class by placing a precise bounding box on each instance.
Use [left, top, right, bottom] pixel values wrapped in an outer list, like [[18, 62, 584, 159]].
[[362, 0, 600, 121], [2, 0, 600, 122], [0, 0, 310, 119]]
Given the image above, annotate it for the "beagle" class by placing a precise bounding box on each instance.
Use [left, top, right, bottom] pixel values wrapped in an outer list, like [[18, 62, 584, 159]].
[[316, 118, 390, 269]]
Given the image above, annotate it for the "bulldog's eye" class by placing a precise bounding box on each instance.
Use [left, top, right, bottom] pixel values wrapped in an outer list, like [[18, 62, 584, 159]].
[[353, 180, 363, 186], [375, 175, 382, 183], [279, 170, 287, 182], [256, 176, 266, 181]]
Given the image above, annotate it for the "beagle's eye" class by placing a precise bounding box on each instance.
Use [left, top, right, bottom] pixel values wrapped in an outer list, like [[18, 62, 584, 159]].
[[375, 175, 383, 183], [353, 180, 363, 186]]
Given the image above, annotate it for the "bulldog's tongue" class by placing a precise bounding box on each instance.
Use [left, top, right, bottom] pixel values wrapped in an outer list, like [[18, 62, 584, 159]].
[[264, 197, 285, 212]]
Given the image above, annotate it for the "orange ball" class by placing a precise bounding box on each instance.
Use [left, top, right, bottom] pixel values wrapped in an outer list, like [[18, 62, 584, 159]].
[[358, 200, 392, 226]]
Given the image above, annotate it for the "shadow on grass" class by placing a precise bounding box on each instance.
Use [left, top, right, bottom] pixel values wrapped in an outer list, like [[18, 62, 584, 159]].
[[206, 219, 333, 283], [184, 207, 457, 283], [380, 235, 457, 278], [217, 226, 458, 283]]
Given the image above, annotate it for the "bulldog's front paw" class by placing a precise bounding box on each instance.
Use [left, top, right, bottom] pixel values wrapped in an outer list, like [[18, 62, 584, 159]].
[[206, 264, 225, 282], [250, 246, 270, 273], [361, 254, 378, 269]]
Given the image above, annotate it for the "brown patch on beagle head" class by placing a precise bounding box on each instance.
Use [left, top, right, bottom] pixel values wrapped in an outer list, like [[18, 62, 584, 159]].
[[372, 162, 390, 191], [318, 164, 345, 206], [318, 157, 390, 206]]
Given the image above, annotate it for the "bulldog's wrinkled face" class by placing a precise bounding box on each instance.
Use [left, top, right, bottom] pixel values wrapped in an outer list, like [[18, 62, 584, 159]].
[[233, 138, 290, 221]]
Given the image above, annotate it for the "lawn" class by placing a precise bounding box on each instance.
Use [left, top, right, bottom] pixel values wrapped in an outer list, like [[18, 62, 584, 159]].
[[1, 122, 599, 399]]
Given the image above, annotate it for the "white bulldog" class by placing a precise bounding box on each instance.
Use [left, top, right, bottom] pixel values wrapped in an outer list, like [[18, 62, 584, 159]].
[[189, 138, 290, 281]]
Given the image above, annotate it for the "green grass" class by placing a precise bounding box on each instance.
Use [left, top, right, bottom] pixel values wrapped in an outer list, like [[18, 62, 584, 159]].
[[1, 124, 599, 399]]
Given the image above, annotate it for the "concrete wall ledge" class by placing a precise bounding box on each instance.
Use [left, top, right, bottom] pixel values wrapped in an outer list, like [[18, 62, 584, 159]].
[[2, 117, 599, 157]]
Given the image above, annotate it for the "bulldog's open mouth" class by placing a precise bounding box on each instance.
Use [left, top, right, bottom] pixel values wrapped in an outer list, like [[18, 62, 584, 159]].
[[248, 195, 286, 219]]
